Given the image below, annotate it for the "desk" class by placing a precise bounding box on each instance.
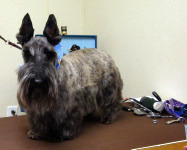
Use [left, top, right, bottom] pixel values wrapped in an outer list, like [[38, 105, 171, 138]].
[[0, 112, 185, 150], [133, 140, 186, 150]]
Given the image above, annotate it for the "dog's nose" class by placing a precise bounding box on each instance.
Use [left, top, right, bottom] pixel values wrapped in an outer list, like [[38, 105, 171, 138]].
[[34, 79, 43, 84]]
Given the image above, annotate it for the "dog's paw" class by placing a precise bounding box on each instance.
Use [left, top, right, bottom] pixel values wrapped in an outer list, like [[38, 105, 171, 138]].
[[27, 131, 39, 140], [100, 117, 115, 124]]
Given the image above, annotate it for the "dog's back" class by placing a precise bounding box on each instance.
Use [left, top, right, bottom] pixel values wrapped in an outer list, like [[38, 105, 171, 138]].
[[59, 48, 121, 88], [58, 48, 123, 121]]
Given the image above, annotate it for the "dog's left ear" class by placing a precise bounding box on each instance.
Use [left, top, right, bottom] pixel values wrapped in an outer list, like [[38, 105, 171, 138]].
[[16, 13, 34, 46], [43, 14, 62, 46]]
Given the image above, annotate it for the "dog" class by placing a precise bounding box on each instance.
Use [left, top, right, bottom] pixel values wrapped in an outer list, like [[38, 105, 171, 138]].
[[16, 13, 123, 142]]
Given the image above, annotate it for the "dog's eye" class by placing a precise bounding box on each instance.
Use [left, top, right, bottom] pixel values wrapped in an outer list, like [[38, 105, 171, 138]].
[[44, 48, 56, 60], [23, 48, 31, 62]]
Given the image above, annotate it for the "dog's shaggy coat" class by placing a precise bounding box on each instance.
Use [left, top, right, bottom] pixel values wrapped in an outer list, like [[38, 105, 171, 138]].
[[17, 14, 123, 142]]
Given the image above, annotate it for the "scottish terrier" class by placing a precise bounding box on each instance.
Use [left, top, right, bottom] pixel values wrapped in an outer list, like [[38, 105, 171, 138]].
[[16, 13, 123, 142]]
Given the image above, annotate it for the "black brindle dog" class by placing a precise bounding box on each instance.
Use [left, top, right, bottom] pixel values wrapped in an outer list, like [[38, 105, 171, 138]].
[[17, 13, 123, 142]]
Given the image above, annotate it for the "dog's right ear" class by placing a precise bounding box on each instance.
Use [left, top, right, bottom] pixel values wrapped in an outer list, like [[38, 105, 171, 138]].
[[16, 13, 34, 46]]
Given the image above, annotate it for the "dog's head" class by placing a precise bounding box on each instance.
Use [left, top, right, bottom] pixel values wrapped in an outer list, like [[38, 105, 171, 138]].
[[17, 14, 61, 114]]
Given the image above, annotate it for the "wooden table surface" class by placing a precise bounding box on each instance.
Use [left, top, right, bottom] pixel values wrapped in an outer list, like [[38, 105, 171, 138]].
[[0, 111, 186, 150]]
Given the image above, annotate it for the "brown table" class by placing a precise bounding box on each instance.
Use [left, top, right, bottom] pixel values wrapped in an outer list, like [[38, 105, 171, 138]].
[[0, 111, 186, 150]]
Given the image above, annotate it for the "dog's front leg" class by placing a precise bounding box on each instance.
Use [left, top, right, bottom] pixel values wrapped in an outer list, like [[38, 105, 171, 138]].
[[60, 108, 83, 140]]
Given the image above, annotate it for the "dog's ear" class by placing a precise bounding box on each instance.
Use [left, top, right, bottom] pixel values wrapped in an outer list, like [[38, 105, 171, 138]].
[[43, 14, 62, 46], [16, 13, 34, 46]]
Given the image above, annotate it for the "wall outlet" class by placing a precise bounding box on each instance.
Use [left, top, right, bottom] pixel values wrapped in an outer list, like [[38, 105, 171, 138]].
[[7, 106, 19, 117]]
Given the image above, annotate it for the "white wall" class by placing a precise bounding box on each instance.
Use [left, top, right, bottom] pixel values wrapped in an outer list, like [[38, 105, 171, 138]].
[[84, 0, 187, 102], [48, 0, 84, 35], [0, 0, 84, 117]]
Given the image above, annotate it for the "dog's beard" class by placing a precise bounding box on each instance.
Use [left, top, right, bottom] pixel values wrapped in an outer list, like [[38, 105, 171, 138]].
[[17, 71, 58, 115]]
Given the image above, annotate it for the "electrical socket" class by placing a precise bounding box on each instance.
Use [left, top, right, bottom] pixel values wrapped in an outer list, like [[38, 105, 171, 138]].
[[7, 106, 18, 117]]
